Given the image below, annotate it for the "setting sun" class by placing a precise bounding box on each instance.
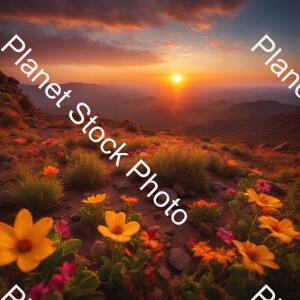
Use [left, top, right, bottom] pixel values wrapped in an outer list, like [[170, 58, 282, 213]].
[[171, 73, 183, 84]]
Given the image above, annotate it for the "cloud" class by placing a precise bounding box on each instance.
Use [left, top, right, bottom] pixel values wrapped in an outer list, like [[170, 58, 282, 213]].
[[0, 0, 247, 30], [0, 22, 163, 66]]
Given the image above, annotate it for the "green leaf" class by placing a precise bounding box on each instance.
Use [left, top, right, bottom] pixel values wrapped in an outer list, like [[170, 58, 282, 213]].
[[287, 252, 300, 271], [63, 239, 81, 256]]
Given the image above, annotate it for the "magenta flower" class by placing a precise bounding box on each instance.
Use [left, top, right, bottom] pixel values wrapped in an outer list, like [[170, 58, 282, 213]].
[[216, 227, 234, 244], [35, 156, 44, 163], [43, 138, 53, 147], [255, 179, 271, 194], [226, 188, 237, 198], [59, 261, 76, 281], [28, 284, 49, 300], [48, 275, 65, 292], [56, 220, 71, 239], [31, 148, 40, 156]]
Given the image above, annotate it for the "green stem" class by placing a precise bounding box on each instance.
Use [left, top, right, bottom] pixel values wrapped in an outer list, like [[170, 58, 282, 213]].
[[248, 209, 259, 240]]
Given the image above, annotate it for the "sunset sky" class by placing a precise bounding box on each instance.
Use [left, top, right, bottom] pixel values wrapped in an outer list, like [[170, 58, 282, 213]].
[[0, 0, 299, 89]]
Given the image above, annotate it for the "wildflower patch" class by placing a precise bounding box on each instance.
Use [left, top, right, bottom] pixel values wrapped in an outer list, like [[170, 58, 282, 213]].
[[0, 34, 188, 225]]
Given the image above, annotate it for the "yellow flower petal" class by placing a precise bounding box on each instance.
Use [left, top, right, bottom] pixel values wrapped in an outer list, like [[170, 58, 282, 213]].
[[30, 217, 54, 245], [105, 211, 116, 229], [0, 222, 17, 249], [0, 249, 17, 266], [97, 225, 111, 238], [16, 254, 40, 273], [30, 239, 56, 260], [114, 212, 126, 228], [123, 222, 140, 236], [14, 209, 33, 239]]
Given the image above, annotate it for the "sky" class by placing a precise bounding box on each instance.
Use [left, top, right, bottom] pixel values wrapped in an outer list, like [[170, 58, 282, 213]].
[[0, 0, 299, 89]]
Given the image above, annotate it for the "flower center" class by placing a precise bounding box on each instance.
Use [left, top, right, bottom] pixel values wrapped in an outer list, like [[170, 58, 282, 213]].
[[17, 239, 32, 252], [112, 225, 123, 235], [247, 250, 258, 262]]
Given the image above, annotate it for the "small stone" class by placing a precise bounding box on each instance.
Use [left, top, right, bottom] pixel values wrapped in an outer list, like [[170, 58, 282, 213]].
[[274, 142, 291, 152], [198, 222, 214, 237], [149, 287, 164, 300], [70, 213, 81, 223], [165, 228, 175, 236], [168, 248, 191, 271], [153, 212, 162, 220], [211, 181, 228, 192], [113, 179, 132, 191], [0, 191, 14, 209], [165, 242, 172, 249], [173, 182, 185, 197], [158, 265, 171, 280], [90, 240, 109, 262]]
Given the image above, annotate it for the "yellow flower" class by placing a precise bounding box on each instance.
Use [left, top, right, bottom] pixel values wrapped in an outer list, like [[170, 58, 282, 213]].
[[258, 216, 300, 244], [0, 209, 56, 273], [82, 193, 106, 204], [233, 240, 279, 275], [97, 211, 140, 243], [245, 189, 282, 209]]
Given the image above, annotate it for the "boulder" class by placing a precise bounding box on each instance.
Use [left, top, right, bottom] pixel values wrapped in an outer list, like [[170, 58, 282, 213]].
[[168, 248, 191, 271], [274, 142, 291, 152], [90, 240, 109, 262]]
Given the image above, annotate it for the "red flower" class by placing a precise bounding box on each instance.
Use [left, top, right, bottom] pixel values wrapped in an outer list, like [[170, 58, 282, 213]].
[[43, 138, 53, 147], [48, 275, 65, 292], [59, 261, 76, 281]]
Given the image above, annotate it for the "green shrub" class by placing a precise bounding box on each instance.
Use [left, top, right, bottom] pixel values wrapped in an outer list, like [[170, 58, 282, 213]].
[[188, 204, 222, 225], [11, 173, 63, 210], [148, 147, 209, 194], [272, 168, 294, 184], [287, 179, 300, 215], [65, 150, 104, 190]]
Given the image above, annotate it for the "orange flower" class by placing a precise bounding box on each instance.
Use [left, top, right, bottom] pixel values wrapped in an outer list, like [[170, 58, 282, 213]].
[[226, 159, 237, 168], [140, 152, 149, 158], [141, 231, 160, 249], [233, 240, 279, 275], [43, 166, 59, 176], [245, 189, 282, 209], [82, 194, 106, 204], [192, 241, 212, 257], [251, 168, 264, 176], [258, 216, 300, 244], [189, 200, 217, 209], [123, 248, 132, 257], [121, 195, 139, 204], [261, 207, 281, 217], [14, 138, 27, 145]]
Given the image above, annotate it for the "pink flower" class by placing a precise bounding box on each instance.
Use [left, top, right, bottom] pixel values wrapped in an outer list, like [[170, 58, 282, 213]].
[[216, 227, 234, 244], [226, 188, 237, 198], [48, 275, 65, 292], [31, 148, 40, 156], [255, 179, 271, 194], [28, 284, 49, 300], [59, 261, 76, 281], [43, 138, 53, 147], [56, 220, 71, 239], [56, 151, 64, 158], [35, 156, 44, 163]]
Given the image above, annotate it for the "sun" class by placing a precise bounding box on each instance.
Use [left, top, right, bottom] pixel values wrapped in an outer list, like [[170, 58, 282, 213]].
[[171, 73, 183, 84]]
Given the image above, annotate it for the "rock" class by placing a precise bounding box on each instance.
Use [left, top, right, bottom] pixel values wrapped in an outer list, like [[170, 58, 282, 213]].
[[0, 152, 17, 162], [153, 212, 162, 220], [157, 265, 171, 280], [0, 191, 14, 208], [168, 248, 191, 271], [7, 76, 19, 87], [162, 188, 177, 200], [187, 190, 197, 197], [173, 182, 185, 197], [90, 240, 109, 261], [70, 220, 88, 237], [269, 182, 287, 196], [165, 228, 175, 236], [70, 213, 81, 223], [211, 181, 228, 192], [274, 142, 291, 152], [198, 222, 214, 237], [0, 71, 7, 84], [113, 179, 132, 191], [0, 162, 12, 169], [149, 287, 164, 300]]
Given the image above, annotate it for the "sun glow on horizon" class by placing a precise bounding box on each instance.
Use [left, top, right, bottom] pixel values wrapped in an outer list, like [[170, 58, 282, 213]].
[[171, 73, 184, 84]]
